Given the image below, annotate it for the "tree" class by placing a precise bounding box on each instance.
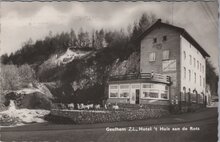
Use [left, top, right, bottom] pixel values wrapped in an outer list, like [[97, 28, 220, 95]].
[[206, 60, 218, 96], [0, 64, 36, 91], [76, 28, 91, 48], [1, 53, 9, 64], [69, 29, 77, 46], [94, 29, 106, 49], [131, 13, 157, 40]]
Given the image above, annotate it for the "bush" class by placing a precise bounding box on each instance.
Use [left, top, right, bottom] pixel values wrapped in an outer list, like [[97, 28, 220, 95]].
[[47, 108, 169, 124], [0, 113, 20, 126], [44, 113, 75, 124]]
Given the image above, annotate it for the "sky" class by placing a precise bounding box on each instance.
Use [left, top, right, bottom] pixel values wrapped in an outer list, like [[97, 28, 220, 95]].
[[0, 1, 218, 70]]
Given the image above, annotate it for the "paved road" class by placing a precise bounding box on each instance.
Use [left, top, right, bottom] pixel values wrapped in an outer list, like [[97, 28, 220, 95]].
[[0, 108, 218, 142]]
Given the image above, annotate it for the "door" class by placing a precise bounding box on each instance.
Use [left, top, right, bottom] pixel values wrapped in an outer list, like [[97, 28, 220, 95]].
[[130, 84, 140, 104], [135, 89, 140, 104]]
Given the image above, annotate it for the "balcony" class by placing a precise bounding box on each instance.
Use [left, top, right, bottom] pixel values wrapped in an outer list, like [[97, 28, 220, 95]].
[[109, 73, 171, 85]]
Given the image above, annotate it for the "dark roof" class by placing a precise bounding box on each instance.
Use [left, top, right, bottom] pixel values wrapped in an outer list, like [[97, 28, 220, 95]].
[[137, 19, 210, 57]]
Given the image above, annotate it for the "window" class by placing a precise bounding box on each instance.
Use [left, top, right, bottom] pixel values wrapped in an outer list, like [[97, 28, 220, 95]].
[[110, 85, 118, 89], [197, 61, 199, 69], [184, 67, 186, 79], [143, 84, 151, 88], [153, 38, 157, 43], [132, 84, 140, 88], [120, 84, 129, 89], [194, 58, 196, 67], [200, 76, 202, 86], [189, 55, 192, 65], [119, 84, 130, 98], [109, 85, 119, 98], [143, 90, 159, 98], [161, 90, 168, 99], [142, 83, 168, 100], [110, 91, 118, 98], [163, 50, 169, 60], [149, 52, 156, 62], [200, 63, 202, 72], [203, 78, 205, 88], [183, 51, 186, 60], [162, 36, 167, 42], [188, 70, 191, 81], [148, 90, 159, 98], [194, 73, 196, 83], [120, 90, 130, 98]]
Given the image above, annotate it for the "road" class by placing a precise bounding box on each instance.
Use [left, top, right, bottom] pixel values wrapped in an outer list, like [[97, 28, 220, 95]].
[[0, 108, 218, 142]]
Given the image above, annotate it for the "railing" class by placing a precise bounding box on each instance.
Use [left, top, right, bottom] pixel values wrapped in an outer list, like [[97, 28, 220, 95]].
[[109, 73, 171, 84]]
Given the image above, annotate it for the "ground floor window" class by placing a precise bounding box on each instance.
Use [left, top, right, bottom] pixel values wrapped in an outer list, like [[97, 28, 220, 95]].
[[141, 83, 169, 100], [119, 84, 130, 98], [109, 83, 169, 100], [110, 91, 118, 98], [161, 90, 169, 99], [109, 85, 119, 98], [120, 90, 130, 98]]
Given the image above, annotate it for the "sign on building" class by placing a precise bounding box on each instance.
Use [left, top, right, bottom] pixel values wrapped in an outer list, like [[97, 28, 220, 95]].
[[162, 60, 176, 72]]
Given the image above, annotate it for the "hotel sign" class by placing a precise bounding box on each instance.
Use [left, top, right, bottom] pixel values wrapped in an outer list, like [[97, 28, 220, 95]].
[[162, 60, 176, 72]]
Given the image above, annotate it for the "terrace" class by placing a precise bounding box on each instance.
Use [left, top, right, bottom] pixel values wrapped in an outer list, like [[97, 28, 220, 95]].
[[109, 73, 171, 85]]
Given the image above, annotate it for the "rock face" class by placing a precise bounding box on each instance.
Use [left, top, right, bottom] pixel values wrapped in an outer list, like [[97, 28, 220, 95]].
[[110, 52, 140, 76]]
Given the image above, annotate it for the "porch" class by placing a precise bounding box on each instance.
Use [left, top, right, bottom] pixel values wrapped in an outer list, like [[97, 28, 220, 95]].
[[107, 73, 172, 105], [109, 73, 171, 85]]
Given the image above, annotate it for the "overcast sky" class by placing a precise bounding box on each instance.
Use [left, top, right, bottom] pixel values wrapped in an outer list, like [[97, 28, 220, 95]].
[[0, 1, 218, 70]]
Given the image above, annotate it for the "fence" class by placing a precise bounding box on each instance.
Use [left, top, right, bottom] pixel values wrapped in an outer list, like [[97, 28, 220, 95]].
[[109, 73, 171, 84]]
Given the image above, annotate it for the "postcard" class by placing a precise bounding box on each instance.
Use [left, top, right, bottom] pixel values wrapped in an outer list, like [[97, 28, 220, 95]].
[[0, 1, 218, 142]]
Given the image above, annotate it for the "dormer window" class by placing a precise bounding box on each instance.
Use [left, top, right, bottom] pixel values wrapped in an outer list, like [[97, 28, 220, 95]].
[[153, 38, 157, 43], [163, 36, 167, 42]]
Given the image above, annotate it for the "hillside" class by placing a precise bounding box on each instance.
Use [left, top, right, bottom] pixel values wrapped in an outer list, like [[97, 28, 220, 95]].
[[34, 45, 140, 104]]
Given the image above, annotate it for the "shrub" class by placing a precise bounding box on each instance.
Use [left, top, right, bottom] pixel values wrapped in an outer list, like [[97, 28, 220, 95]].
[[47, 108, 169, 124]]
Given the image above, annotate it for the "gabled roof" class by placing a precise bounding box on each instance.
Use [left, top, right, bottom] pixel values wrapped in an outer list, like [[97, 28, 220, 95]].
[[137, 19, 210, 57]]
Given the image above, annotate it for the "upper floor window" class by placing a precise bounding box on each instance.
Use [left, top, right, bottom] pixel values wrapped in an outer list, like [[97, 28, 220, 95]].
[[189, 55, 192, 65], [162, 50, 170, 60], [194, 73, 196, 83], [149, 52, 156, 62], [183, 51, 186, 60], [189, 70, 191, 81], [194, 58, 196, 67], [200, 75, 202, 86], [162, 36, 167, 42], [200, 63, 202, 72], [184, 67, 186, 79], [153, 38, 157, 43], [197, 61, 199, 69]]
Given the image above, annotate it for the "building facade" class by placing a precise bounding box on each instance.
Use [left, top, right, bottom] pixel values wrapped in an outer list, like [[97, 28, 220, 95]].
[[107, 19, 209, 106]]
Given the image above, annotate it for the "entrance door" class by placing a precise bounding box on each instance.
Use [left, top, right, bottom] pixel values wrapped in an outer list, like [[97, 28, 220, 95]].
[[135, 89, 140, 104]]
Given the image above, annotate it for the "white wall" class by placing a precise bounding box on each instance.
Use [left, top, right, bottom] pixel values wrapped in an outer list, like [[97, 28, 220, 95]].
[[180, 36, 206, 94]]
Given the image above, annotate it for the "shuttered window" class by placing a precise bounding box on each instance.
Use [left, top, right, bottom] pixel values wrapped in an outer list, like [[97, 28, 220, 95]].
[[149, 52, 156, 62], [163, 50, 169, 60]]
